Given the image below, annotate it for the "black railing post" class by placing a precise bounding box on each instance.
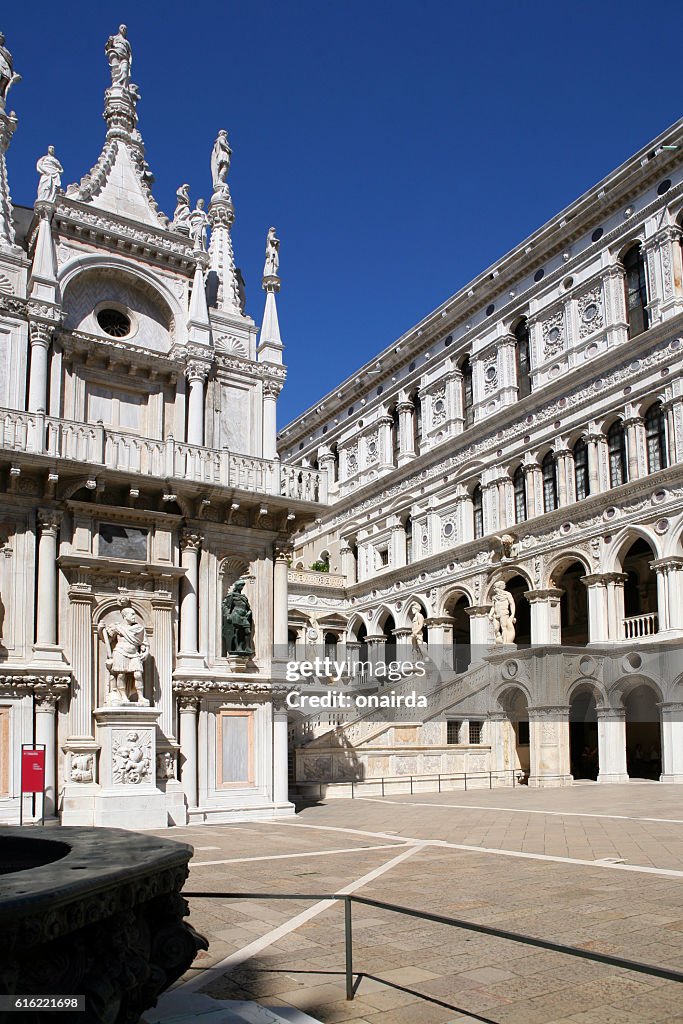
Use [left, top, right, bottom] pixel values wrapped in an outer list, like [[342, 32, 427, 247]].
[[381, 776, 385, 797], [464, 771, 467, 791], [410, 775, 413, 795], [438, 773, 441, 793], [351, 780, 354, 799], [344, 895, 354, 1000]]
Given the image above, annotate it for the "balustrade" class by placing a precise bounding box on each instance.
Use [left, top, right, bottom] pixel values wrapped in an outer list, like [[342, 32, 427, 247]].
[[623, 612, 658, 639]]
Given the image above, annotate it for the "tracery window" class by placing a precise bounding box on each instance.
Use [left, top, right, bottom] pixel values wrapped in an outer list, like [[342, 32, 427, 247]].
[[542, 451, 557, 512], [645, 402, 667, 473], [607, 420, 628, 487], [623, 243, 649, 338], [472, 484, 484, 538], [573, 438, 590, 501], [513, 465, 527, 523]]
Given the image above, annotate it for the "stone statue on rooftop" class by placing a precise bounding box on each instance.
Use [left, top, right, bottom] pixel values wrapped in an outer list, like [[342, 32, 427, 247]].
[[188, 198, 209, 251], [173, 183, 191, 234], [36, 146, 63, 203], [0, 32, 21, 110], [105, 24, 132, 88], [263, 226, 280, 278], [211, 130, 231, 193]]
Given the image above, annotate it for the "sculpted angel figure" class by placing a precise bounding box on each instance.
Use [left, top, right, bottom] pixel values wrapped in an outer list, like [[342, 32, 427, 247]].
[[211, 130, 231, 191], [0, 32, 21, 109], [188, 198, 209, 251], [100, 602, 150, 706], [489, 580, 516, 645], [172, 183, 191, 234], [263, 226, 280, 278], [105, 24, 132, 88], [36, 146, 63, 203]]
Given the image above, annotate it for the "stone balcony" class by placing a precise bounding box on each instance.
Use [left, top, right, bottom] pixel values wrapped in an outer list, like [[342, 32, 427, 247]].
[[0, 407, 326, 504]]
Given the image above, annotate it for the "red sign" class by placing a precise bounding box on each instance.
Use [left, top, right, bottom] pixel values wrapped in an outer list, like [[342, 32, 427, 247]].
[[21, 747, 45, 794]]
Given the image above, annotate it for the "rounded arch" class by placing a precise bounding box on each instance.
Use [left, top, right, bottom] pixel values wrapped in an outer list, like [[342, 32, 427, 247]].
[[609, 674, 664, 706], [59, 254, 183, 323], [546, 551, 591, 589], [567, 677, 608, 707], [615, 236, 646, 263], [92, 595, 149, 627], [397, 594, 430, 628], [493, 680, 533, 710], [345, 613, 365, 641], [439, 584, 474, 617], [602, 527, 661, 573], [485, 566, 533, 602]]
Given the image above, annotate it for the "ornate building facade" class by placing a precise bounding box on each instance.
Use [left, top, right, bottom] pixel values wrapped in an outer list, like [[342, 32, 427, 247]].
[[281, 116, 683, 790], [0, 29, 323, 827]]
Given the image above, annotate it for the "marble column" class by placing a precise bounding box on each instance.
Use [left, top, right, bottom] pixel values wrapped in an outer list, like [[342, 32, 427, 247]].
[[397, 400, 416, 465], [523, 463, 542, 518], [525, 589, 563, 645], [27, 322, 52, 413], [179, 696, 199, 809], [178, 531, 204, 666], [624, 416, 644, 482], [596, 707, 629, 783], [606, 573, 628, 641], [273, 701, 291, 806], [185, 362, 209, 446], [151, 589, 175, 739], [652, 558, 683, 632], [660, 703, 683, 783], [35, 691, 59, 817], [340, 543, 356, 584], [487, 712, 510, 784], [273, 548, 290, 654], [528, 706, 571, 788], [466, 605, 491, 662], [34, 509, 64, 662], [68, 579, 95, 740], [392, 627, 412, 660], [585, 432, 602, 496], [262, 380, 281, 460], [581, 574, 610, 643]]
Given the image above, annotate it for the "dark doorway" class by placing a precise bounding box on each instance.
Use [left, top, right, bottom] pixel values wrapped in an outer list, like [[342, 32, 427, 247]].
[[506, 576, 531, 647], [625, 685, 661, 779], [557, 562, 589, 647], [569, 691, 599, 780]]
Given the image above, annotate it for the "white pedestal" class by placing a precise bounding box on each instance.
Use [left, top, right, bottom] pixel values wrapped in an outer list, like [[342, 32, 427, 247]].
[[93, 706, 167, 829]]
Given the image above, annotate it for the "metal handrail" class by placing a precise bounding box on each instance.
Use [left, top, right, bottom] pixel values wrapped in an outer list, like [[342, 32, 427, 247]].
[[183, 890, 683, 1003], [295, 767, 528, 798]]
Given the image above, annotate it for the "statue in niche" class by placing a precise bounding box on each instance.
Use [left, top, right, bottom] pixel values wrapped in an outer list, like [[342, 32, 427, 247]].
[[188, 198, 209, 251], [211, 129, 231, 192], [100, 600, 150, 706], [263, 226, 280, 278], [489, 580, 516, 645], [172, 183, 191, 233], [0, 32, 21, 110], [105, 24, 132, 88], [409, 603, 425, 657], [36, 146, 63, 203], [222, 580, 254, 657]]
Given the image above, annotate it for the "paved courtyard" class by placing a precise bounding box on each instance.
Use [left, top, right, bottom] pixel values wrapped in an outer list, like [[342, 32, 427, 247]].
[[151, 784, 683, 1023]]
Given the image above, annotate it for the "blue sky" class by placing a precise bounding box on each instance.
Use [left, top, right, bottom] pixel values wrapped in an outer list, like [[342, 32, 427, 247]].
[[4, 2, 682, 424]]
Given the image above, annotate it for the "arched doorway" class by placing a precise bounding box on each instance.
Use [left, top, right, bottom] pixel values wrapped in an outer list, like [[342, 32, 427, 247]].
[[444, 594, 470, 672], [569, 690, 599, 780], [381, 613, 397, 664], [555, 561, 589, 647], [622, 539, 658, 638], [498, 686, 530, 777], [505, 575, 531, 647], [625, 684, 661, 779]]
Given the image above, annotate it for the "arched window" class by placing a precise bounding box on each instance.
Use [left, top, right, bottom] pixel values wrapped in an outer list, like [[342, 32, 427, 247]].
[[573, 437, 590, 501], [472, 484, 484, 538], [409, 389, 422, 449], [513, 465, 527, 523], [514, 319, 531, 399], [623, 244, 649, 338], [461, 357, 474, 428], [405, 514, 413, 564], [390, 405, 400, 463], [645, 402, 667, 473], [329, 442, 339, 484], [607, 420, 627, 487], [542, 451, 557, 512]]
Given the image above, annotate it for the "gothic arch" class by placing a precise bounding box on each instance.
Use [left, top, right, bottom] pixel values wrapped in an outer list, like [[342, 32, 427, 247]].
[[439, 584, 475, 616], [603, 527, 661, 572], [545, 551, 592, 588], [397, 594, 430, 628], [485, 566, 533, 602], [59, 254, 183, 325]]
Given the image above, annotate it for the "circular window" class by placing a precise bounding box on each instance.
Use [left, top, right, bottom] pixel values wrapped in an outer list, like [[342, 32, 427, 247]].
[[409, 361, 416, 372], [548, 327, 561, 342], [591, 227, 603, 243], [657, 178, 672, 196], [97, 308, 131, 337], [534, 268, 544, 282], [485, 365, 497, 381], [434, 399, 445, 413], [443, 522, 454, 537], [486, 303, 495, 316], [376, 385, 384, 396], [583, 302, 598, 322], [444, 334, 453, 346], [347, 406, 354, 416], [322, 425, 328, 434]]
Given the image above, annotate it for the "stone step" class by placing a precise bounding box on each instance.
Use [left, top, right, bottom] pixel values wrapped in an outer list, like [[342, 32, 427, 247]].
[[143, 991, 323, 1024]]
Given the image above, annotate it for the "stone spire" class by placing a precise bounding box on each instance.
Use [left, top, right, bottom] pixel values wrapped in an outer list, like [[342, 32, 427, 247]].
[[0, 31, 20, 250], [207, 130, 242, 316], [258, 227, 283, 364], [187, 252, 211, 348], [65, 26, 168, 227]]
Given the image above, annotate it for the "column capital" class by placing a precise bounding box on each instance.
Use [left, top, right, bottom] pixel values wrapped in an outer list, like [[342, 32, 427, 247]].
[[596, 706, 626, 721], [34, 688, 63, 711], [28, 320, 54, 348], [37, 508, 62, 533], [650, 557, 683, 573], [524, 588, 563, 602], [528, 705, 569, 719], [466, 605, 490, 618], [396, 400, 414, 413], [184, 360, 210, 384], [180, 530, 203, 551], [263, 379, 283, 399], [177, 695, 200, 712]]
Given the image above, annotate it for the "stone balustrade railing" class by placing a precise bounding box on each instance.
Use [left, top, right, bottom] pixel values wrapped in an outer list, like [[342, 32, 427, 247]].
[[288, 568, 346, 588], [623, 612, 659, 639], [0, 407, 325, 503]]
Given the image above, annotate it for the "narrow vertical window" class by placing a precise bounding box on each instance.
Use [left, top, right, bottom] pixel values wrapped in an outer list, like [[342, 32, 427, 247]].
[[514, 319, 531, 399], [461, 357, 474, 428], [542, 452, 557, 512], [645, 402, 667, 473], [623, 244, 649, 338], [513, 465, 527, 523], [472, 484, 484, 538], [607, 420, 627, 487], [573, 438, 590, 501], [405, 514, 413, 564]]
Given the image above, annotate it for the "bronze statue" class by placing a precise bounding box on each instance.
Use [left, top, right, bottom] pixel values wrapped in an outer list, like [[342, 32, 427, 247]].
[[222, 580, 254, 656]]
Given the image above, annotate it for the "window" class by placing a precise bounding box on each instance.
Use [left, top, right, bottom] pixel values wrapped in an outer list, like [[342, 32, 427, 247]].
[[98, 523, 148, 560], [623, 244, 649, 337], [517, 720, 530, 746], [472, 484, 484, 538], [324, 632, 338, 659], [405, 515, 413, 564], [469, 720, 483, 744], [377, 545, 390, 568], [96, 307, 132, 338], [607, 420, 627, 487], [410, 390, 422, 449], [447, 720, 463, 744], [573, 438, 590, 501], [391, 405, 400, 463], [542, 452, 557, 512], [645, 402, 667, 473], [514, 319, 531, 399], [513, 465, 527, 523], [461, 357, 474, 427]]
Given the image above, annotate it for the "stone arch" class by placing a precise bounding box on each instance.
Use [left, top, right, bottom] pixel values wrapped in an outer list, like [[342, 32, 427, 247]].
[[485, 565, 533, 600], [59, 254, 183, 324], [397, 593, 430, 629], [548, 553, 592, 647], [603, 526, 661, 573], [613, 677, 663, 779], [545, 550, 592, 588], [568, 681, 602, 780], [439, 583, 475, 616], [494, 683, 531, 778], [441, 587, 473, 673], [346, 613, 365, 641]]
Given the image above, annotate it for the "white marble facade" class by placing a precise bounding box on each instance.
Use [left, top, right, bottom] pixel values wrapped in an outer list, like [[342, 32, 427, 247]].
[[0, 28, 323, 827], [282, 116, 683, 789]]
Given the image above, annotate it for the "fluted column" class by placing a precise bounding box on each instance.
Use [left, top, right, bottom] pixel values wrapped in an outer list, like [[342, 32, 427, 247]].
[[152, 590, 175, 738], [397, 400, 416, 465], [178, 696, 199, 809], [273, 547, 290, 654], [263, 380, 281, 460], [27, 322, 52, 413], [178, 531, 204, 667], [273, 698, 291, 806], [68, 579, 95, 738], [34, 509, 64, 662], [185, 362, 209, 446], [35, 691, 59, 817]]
